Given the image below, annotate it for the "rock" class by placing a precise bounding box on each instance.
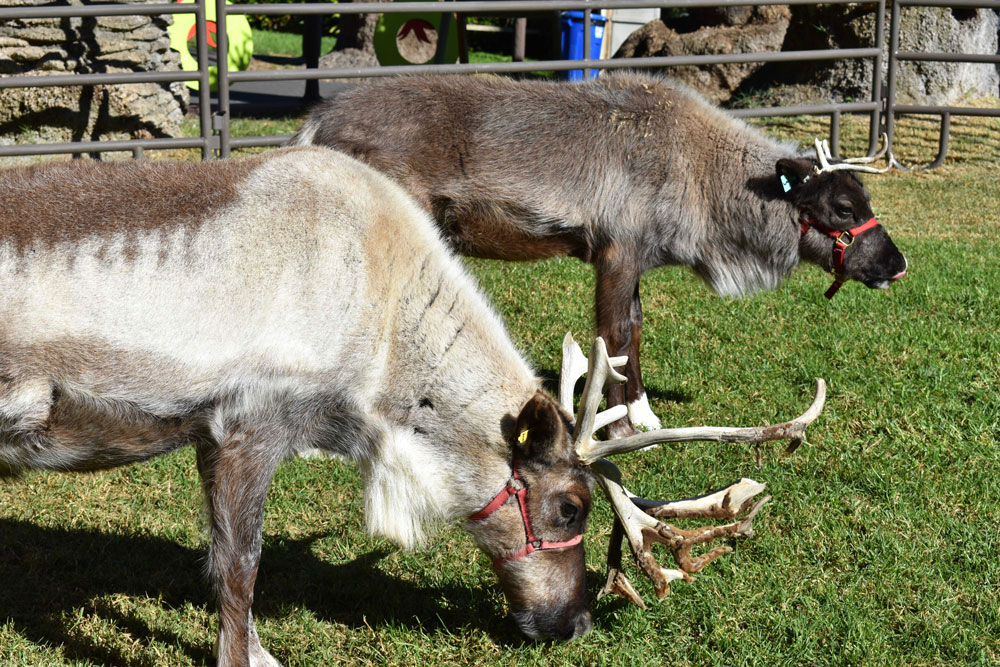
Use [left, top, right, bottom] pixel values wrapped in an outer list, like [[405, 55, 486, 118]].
[[2, 23, 70, 45], [613, 7, 791, 103], [317, 47, 380, 82], [750, 4, 999, 106], [96, 16, 151, 32], [612, 5, 998, 107], [893, 7, 998, 103], [0, 0, 188, 144], [7, 45, 50, 63]]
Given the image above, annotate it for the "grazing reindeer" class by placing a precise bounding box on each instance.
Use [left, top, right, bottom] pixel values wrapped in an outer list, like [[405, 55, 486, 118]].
[[292, 72, 907, 438], [1, 147, 825, 664]]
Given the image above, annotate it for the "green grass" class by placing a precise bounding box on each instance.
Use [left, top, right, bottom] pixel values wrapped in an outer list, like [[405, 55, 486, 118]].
[[251, 28, 337, 59], [2, 112, 999, 665]]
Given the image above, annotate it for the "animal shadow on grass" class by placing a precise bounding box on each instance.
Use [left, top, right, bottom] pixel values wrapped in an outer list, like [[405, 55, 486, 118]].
[[0, 519, 522, 665], [537, 368, 694, 407]]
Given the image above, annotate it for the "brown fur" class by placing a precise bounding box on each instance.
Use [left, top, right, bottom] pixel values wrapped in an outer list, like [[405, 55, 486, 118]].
[[0, 156, 264, 254]]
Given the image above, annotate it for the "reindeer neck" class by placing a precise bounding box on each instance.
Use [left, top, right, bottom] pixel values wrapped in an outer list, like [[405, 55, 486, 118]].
[[383, 249, 536, 448], [688, 122, 801, 297], [355, 206, 537, 532]]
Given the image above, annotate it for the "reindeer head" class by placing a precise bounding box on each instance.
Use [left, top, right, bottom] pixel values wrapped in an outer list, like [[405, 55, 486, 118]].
[[465, 391, 594, 640], [776, 135, 907, 298], [467, 335, 828, 639]]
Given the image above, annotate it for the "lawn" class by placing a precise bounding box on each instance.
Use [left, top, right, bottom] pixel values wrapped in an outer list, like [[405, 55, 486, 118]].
[[1, 103, 999, 664]]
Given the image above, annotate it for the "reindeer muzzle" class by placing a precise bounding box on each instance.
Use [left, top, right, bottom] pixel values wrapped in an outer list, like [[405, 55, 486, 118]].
[[800, 215, 884, 299]]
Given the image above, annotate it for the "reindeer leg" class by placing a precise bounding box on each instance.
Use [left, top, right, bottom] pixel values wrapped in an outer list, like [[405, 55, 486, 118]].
[[197, 421, 285, 667], [622, 282, 661, 433], [594, 249, 644, 439]]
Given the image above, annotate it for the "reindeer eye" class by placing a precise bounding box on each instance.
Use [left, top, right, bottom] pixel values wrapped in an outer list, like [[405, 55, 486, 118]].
[[559, 499, 581, 524]]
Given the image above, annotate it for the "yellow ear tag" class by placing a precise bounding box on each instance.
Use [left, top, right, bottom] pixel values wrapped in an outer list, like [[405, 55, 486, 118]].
[[517, 429, 529, 444]]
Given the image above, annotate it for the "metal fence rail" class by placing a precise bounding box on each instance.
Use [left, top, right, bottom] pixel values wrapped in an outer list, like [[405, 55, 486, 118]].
[[1, 0, 997, 166]]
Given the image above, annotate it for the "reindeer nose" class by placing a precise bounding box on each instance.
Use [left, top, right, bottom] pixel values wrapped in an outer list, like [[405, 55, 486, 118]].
[[891, 256, 908, 281]]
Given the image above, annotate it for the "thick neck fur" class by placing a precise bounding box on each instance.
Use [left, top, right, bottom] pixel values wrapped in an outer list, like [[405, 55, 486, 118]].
[[690, 117, 802, 297], [351, 170, 538, 548], [623, 79, 803, 297]]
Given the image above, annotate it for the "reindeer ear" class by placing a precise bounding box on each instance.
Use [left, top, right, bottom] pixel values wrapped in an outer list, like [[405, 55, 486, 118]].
[[511, 391, 572, 465], [776, 157, 815, 194]]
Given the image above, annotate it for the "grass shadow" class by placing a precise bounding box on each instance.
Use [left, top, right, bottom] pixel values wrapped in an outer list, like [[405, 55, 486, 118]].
[[537, 367, 694, 405], [0, 519, 523, 663]]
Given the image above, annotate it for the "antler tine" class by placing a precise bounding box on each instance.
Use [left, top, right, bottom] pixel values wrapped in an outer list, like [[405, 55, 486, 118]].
[[814, 135, 892, 175], [559, 332, 589, 415], [842, 132, 889, 164], [814, 137, 834, 172], [592, 459, 690, 604], [578, 378, 826, 463], [591, 459, 770, 606], [572, 337, 628, 460]]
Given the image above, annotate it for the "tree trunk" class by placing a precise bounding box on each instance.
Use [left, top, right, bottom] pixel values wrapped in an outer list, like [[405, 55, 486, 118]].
[[334, 0, 381, 54]]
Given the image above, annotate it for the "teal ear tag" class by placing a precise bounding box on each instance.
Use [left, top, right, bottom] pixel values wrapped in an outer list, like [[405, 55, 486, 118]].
[[780, 174, 793, 193]]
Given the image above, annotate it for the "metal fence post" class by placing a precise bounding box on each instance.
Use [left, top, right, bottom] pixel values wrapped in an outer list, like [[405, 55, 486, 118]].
[[195, 0, 215, 159], [303, 14, 323, 102], [214, 0, 232, 158], [884, 0, 904, 169], [869, 0, 886, 156]]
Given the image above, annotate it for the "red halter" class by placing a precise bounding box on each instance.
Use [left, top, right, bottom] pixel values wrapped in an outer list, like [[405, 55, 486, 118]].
[[800, 212, 882, 299], [469, 463, 584, 565]]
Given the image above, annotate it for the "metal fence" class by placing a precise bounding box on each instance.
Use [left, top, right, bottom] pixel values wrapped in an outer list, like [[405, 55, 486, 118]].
[[1, 0, 998, 167]]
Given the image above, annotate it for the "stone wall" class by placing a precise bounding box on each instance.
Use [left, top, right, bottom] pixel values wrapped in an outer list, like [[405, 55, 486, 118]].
[[613, 4, 1000, 107], [0, 0, 188, 145]]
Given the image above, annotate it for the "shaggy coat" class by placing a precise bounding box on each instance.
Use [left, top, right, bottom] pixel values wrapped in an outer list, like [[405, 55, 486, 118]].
[[0, 147, 594, 665], [293, 73, 907, 436]]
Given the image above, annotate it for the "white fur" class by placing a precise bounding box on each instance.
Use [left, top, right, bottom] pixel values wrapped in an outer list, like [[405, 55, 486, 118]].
[[360, 425, 455, 549], [626, 392, 662, 431], [289, 119, 316, 147], [0, 375, 52, 429]]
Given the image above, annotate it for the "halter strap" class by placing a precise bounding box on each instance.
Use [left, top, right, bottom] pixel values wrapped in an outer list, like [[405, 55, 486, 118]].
[[469, 463, 584, 565], [799, 212, 882, 299]]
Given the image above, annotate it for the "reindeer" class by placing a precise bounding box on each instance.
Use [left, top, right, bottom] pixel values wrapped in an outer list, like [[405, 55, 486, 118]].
[[1, 147, 825, 665], [291, 72, 908, 438]]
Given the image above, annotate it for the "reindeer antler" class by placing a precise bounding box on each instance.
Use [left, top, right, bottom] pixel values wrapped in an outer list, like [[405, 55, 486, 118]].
[[563, 334, 629, 454], [814, 133, 891, 175], [561, 333, 827, 608]]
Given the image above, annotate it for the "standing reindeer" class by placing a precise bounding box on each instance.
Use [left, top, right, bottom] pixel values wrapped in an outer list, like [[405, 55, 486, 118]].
[[1, 147, 825, 665], [292, 72, 908, 438]]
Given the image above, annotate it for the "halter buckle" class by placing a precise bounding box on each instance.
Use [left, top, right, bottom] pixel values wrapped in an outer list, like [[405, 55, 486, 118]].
[[836, 231, 855, 247]]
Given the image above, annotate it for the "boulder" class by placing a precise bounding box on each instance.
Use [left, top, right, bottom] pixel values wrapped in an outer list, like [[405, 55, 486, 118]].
[[317, 47, 380, 83], [764, 4, 1000, 106], [613, 6, 791, 104], [612, 5, 998, 107]]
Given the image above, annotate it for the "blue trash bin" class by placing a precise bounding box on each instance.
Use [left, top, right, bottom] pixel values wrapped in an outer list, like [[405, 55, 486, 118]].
[[559, 11, 607, 80]]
